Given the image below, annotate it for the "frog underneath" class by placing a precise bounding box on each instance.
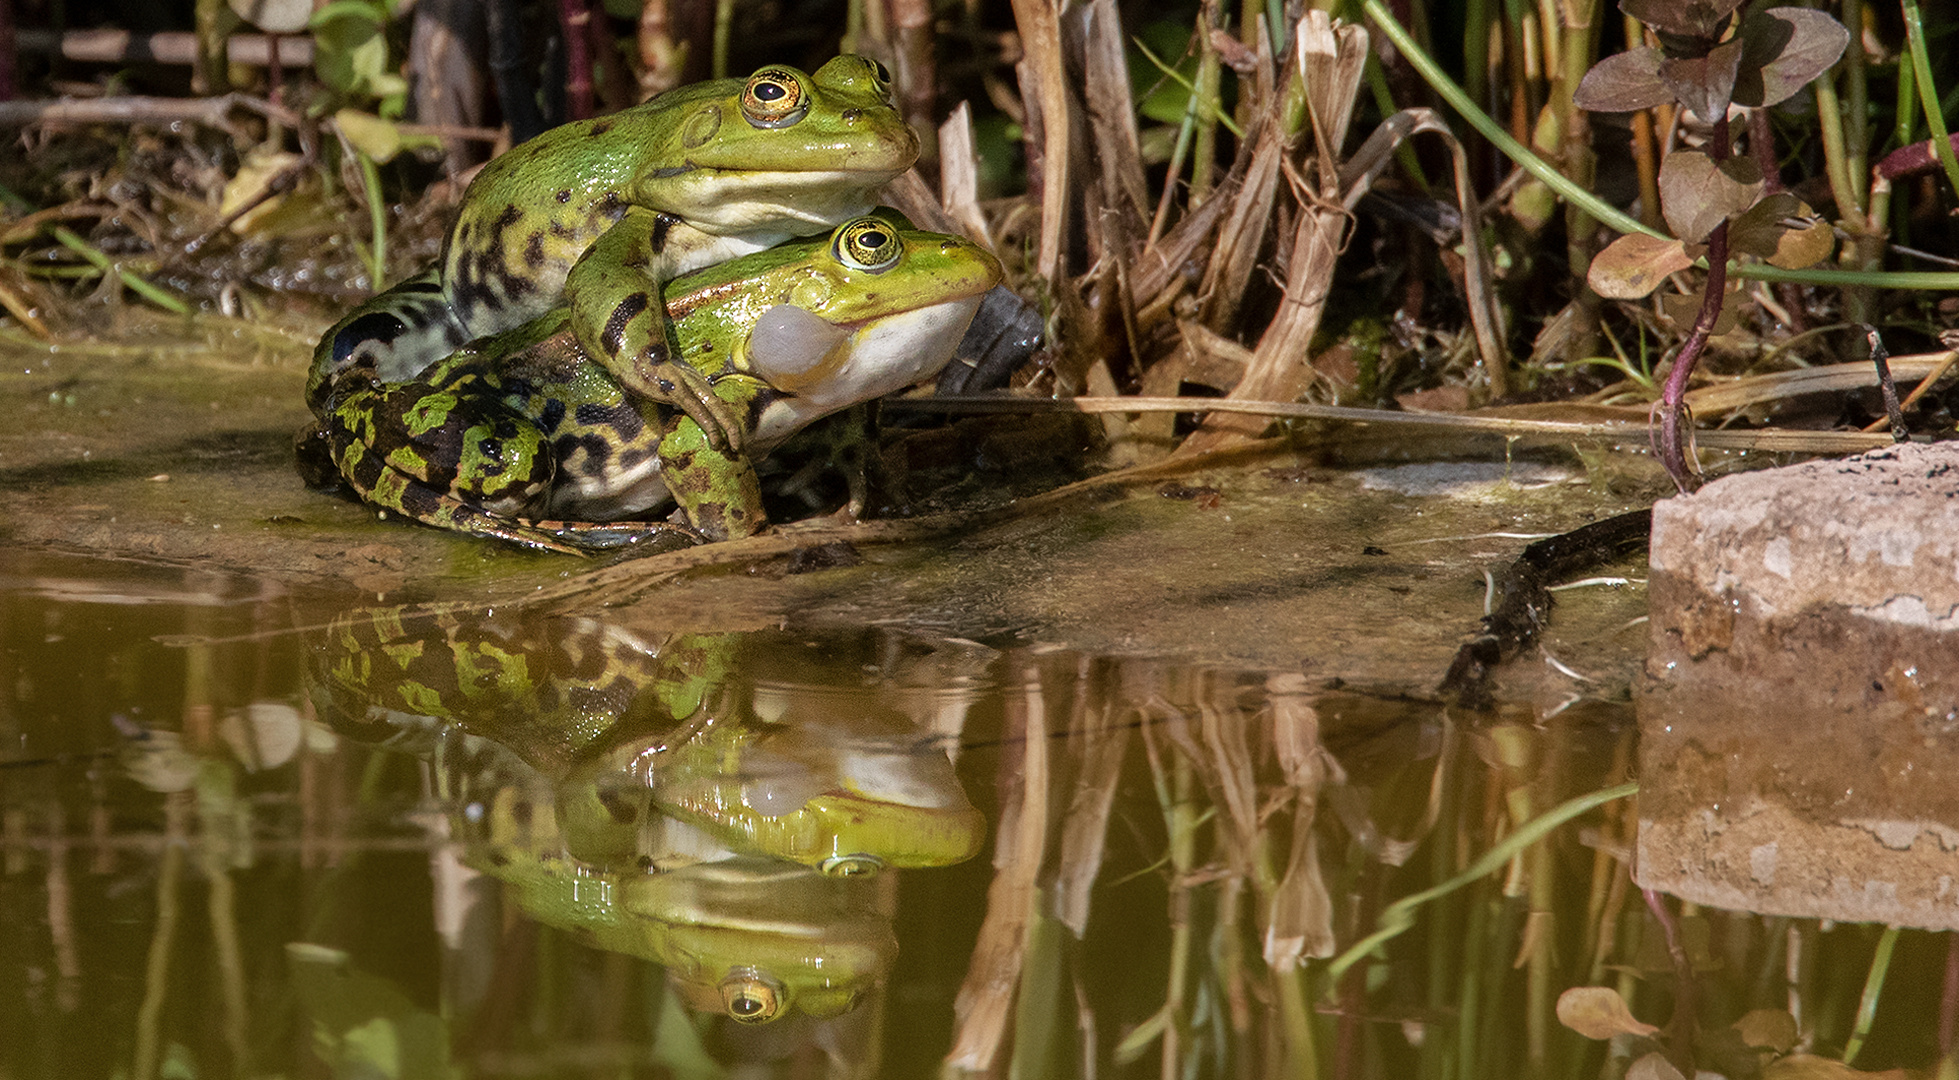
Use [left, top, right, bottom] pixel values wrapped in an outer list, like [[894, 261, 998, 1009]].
[[308, 54, 919, 453], [325, 215, 1001, 552]]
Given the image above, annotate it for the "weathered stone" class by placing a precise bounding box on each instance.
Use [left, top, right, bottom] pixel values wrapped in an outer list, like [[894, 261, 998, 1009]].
[[1638, 442, 1959, 929]]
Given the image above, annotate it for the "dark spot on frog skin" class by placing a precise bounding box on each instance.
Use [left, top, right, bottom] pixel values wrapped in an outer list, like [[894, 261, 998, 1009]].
[[523, 231, 546, 269], [490, 203, 524, 235], [646, 165, 695, 180], [574, 401, 643, 440], [598, 191, 627, 222], [650, 212, 676, 253], [588, 120, 613, 137], [331, 311, 408, 363], [615, 445, 650, 470], [398, 480, 444, 517], [548, 221, 577, 241], [555, 189, 573, 204], [600, 293, 652, 357], [403, 278, 443, 294], [556, 432, 613, 469], [538, 398, 567, 434]]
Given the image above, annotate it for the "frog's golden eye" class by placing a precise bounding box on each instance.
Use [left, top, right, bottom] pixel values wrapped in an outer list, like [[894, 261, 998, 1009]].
[[820, 853, 884, 877], [833, 219, 901, 273], [741, 68, 809, 129], [720, 971, 784, 1023]]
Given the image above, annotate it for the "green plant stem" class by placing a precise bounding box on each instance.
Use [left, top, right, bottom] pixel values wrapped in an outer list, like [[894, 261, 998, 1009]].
[[1814, 68, 1867, 231], [1360, 0, 1653, 239], [1321, 780, 1639, 988], [1842, 925, 1901, 1065], [355, 153, 387, 292], [49, 227, 189, 315], [1902, 0, 1959, 200], [1366, 0, 1959, 291], [1843, 0, 1868, 188]]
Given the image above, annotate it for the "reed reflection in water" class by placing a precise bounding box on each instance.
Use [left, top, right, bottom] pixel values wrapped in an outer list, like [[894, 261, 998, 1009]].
[[0, 556, 1953, 1077]]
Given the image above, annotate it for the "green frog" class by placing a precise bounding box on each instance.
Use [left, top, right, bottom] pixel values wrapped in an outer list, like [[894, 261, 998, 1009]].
[[443, 737, 895, 1023], [324, 215, 1001, 553], [310, 609, 988, 876], [308, 54, 919, 452]]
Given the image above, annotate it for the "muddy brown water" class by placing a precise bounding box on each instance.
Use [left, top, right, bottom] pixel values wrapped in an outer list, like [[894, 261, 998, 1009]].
[[3, 322, 1953, 1078]]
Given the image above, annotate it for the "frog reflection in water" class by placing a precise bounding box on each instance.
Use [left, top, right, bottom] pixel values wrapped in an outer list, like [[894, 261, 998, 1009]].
[[308, 55, 919, 453], [319, 216, 1001, 552], [311, 612, 987, 1020]]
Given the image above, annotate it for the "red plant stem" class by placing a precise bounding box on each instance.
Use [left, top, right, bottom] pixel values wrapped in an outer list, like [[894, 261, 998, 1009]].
[[1656, 113, 1733, 491], [560, 0, 594, 121], [1642, 887, 1698, 1073]]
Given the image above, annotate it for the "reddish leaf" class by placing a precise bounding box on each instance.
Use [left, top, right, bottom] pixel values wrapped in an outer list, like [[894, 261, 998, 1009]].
[[1659, 150, 1763, 242], [1658, 36, 1744, 122], [1621, 0, 1745, 40], [1662, 279, 1743, 336], [1732, 8, 1850, 108], [1575, 48, 1673, 112], [1589, 233, 1694, 299]]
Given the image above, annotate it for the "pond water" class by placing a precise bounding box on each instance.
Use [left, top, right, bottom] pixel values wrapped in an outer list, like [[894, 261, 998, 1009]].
[[3, 539, 1953, 1080], [3, 324, 1954, 1078]]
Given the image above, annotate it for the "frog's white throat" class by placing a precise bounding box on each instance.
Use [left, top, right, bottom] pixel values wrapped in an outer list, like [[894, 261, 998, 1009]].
[[748, 295, 984, 452]]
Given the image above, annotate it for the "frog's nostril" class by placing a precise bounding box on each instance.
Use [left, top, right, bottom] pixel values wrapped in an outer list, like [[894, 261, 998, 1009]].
[[840, 108, 862, 123]]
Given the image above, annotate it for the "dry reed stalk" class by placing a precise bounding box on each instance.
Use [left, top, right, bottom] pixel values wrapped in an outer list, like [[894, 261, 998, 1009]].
[[1176, 12, 1369, 455], [1264, 673, 1338, 968], [1008, 0, 1071, 289], [945, 660, 1051, 1073], [1051, 659, 1131, 937], [937, 103, 993, 245], [887, 0, 937, 164]]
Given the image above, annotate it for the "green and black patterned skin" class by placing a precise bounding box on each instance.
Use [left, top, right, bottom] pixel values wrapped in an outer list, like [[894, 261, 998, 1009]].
[[323, 216, 1002, 553], [307, 55, 918, 452]]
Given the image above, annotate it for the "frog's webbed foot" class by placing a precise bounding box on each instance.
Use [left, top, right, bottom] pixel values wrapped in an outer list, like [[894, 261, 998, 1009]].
[[501, 517, 707, 554], [617, 357, 747, 457]]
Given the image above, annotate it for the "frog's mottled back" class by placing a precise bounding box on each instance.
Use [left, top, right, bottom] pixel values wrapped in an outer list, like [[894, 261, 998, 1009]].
[[306, 55, 919, 459]]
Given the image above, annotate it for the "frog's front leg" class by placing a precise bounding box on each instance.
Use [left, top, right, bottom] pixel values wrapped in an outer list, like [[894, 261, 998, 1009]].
[[567, 208, 747, 454], [658, 406, 768, 542]]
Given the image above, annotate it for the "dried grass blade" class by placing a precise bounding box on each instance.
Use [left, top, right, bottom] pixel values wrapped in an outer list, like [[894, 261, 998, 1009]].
[[1052, 661, 1131, 936], [945, 660, 1051, 1073], [1072, 0, 1149, 227], [1008, 0, 1072, 285], [937, 103, 993, 245]]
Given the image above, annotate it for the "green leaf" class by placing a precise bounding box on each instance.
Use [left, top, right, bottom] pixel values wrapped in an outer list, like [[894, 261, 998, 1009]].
[[1728, 192, 1835, 268], [309, 0, 386, 29], [336, 108, 402, 163]]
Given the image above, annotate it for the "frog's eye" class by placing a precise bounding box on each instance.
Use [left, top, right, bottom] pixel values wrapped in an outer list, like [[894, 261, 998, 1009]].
[[820, 853, 884, 877], [719, 971, 784, 1023], [870, 59, 893, 88], [742, 68, 809, 129], [833, 219, 901, 273]]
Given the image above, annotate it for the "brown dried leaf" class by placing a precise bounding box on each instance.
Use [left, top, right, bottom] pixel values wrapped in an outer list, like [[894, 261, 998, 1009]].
[[1622, 0, 1746, 40], [1659, 36, 1744, 122], [1733, 1008, 1800, 1053], [1627, 1053, 1689, 1080], [1589, 233, 1695, 298], [1728, 193, 1835, 268], [1733, 8, 1850, 108], [1575, 48, 1673, 112], [1555, 986, 1662, 1039], [1659, 150, 1764, 242]]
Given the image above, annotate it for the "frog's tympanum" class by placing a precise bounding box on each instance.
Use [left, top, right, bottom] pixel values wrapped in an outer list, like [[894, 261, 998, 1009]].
[[319, 215, 1001, 552], [308, 55, 919, 452]]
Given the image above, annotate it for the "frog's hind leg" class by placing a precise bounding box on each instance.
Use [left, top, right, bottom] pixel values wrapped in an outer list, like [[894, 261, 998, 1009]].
[[307, 269, 472, 421]]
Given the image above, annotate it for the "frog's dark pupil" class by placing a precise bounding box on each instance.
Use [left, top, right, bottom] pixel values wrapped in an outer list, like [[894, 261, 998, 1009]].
[[731, 995, 762, 1015], [874, 60, 891, 82], [755, 83, 786, 102], [862, 230, 888, 248]]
